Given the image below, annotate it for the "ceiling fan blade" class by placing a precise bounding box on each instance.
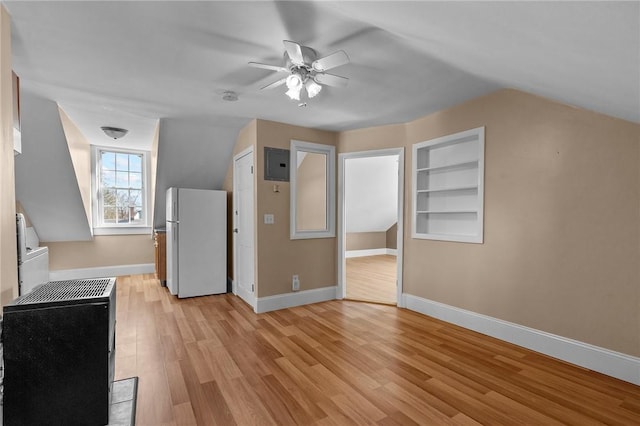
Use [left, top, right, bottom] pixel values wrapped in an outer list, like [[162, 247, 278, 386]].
[[261, 77, 288, 90], [248, 62, 288, 73], [312, 50, 350, 72], [314, 73, 349, 88], [283, 40, 304, 66]]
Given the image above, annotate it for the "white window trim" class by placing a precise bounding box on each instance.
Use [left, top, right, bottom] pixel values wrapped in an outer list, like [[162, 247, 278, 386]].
[[91, 146, 152, 236]]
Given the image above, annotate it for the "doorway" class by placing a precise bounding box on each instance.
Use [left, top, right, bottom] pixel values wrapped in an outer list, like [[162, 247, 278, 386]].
[[233, 147, 256, 310], [338, 148, 404, 306]]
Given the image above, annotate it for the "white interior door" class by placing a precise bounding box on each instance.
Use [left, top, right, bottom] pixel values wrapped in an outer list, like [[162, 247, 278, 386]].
[[233, 148, 256, 309]]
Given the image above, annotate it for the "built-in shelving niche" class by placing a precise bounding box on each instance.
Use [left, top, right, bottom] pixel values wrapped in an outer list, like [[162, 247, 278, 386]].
[[412, 127, 485, 243]]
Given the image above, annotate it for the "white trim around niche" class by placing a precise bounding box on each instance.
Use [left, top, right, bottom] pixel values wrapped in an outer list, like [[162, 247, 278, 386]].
[[403, 294, 640, 385], [49, 263, 155, 282], [255, 285, 337, 314]]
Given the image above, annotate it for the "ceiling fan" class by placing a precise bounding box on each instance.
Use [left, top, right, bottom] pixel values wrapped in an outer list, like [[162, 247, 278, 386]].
[[249, 40, 349, 102]]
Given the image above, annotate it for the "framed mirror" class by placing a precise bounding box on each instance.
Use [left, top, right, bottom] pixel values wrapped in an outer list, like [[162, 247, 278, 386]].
[[290, 140, 335, 239]]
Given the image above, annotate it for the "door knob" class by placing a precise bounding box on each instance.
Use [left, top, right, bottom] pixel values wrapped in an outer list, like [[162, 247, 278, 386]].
[[233, 228, 238, 233]]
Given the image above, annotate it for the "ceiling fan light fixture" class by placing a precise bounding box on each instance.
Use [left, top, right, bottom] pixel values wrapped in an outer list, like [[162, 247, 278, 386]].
[[286, 86, 301, 101], [101, 126, 128, 139], [285, 73, 303, 90], [250, 40, 350, 104], [306, 80, 322, 98]]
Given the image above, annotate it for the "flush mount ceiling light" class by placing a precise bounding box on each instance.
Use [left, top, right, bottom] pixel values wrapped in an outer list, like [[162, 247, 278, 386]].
[[249, 40, 349, 103], [101, 126, 128, 139], [222, 90, 238, 101]]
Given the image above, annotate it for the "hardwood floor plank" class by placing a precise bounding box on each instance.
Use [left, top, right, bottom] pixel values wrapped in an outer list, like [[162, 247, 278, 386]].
[[483, 390, 565, 425], [172, 402, 198, 426], [315, 399, 358, 426], [218, 376, 277, 425], [200, 380, 238, 425], [261, 373, 324, 424], [199, 340, 244, 381], [184, 341, 216, 384], [346, 255, 397, 304], [165, 360, 191, 405], [444, 358, 606, 425], [177, 359, 222, 425], [112, 274, 640, 425], [330, 392, 387, 423], [250, 377, 299, 425]]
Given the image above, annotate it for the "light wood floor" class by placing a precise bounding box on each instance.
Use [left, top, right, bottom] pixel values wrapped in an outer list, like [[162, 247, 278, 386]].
[[114, 274, 640, 425], [345, 255, 397, 305]]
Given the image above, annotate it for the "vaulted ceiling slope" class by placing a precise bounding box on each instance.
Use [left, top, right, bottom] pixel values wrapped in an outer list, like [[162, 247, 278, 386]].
[[153, 116, 250, 228], [5, 1, 638, 241], [5, 1, 637, 131], [15, 91, 92, 242]]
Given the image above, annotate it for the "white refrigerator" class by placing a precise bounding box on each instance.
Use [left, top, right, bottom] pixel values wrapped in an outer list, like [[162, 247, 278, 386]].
[[166, 188, 227, 298]]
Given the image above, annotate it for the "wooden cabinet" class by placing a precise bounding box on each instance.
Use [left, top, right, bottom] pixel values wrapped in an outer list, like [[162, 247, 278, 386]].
[[412, 127, 485, 243], [154, 230, 167, 284]]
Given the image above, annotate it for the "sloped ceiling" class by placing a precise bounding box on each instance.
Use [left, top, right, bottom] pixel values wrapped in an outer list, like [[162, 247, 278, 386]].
[[4, 1, 638, 240], [153, 116, 250, 228], [14, 90, 92, 242]]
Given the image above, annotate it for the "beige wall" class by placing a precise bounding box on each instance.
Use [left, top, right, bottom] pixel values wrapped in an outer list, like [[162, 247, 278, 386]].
[[342, 89, 640, 356], [43, 235, 154, 270], [405, 90, 639, 356], [386, 223, 397, 250], [337, 122, 406, 153], [255, 119, 337, 297], [0, 6, 17, 305], [59, 107, 92, 225], [346, 232, 386, 251]]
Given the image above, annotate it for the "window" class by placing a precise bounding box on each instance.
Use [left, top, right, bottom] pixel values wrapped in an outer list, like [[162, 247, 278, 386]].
[[93, 147, 150, 234]]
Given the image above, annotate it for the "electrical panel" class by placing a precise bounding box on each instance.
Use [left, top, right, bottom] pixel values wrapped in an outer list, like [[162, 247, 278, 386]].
[[264, 147, 290, 181]]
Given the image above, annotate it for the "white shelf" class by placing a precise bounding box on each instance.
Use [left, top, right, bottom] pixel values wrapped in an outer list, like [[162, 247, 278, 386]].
[[412, 127, 485, 244], [416, 160, 478, 173], [417, 185, 478, 193], [417, 210, 478, 214]]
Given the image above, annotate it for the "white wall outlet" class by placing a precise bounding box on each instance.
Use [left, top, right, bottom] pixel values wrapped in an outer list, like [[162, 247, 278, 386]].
[[292, 275, 300, 292], [264, 213, 274, 224]]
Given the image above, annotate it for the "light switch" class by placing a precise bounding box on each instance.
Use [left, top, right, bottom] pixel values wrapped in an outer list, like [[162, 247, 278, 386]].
[[264, 214, 275, 224]]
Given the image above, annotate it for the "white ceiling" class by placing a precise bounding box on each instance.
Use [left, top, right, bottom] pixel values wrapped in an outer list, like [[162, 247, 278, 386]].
[[5, 1, 639, 239], [5, 1, 637, 149]]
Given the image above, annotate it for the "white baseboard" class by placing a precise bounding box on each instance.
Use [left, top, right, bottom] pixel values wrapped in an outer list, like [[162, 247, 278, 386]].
[[345, 248, 397, 258], [49, 263, 155, 281], [256, 285, 337, 314], [403, 294, 640, 386]]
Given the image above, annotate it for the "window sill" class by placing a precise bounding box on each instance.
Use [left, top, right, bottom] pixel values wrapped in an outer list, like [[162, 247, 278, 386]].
[[93, 226, 152, 236]]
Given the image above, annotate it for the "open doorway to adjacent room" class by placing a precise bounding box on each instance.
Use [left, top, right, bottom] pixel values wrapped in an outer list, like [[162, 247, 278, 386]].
[[338, 148, 404, 305]]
